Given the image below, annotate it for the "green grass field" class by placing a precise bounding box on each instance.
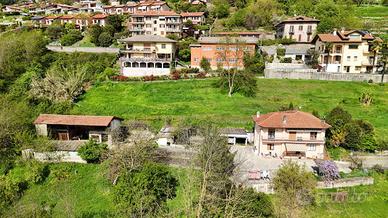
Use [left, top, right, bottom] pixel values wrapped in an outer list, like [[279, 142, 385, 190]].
[[354, 5, 388, 17], [72, 79, 388, 139], [5, 163, 388, 218]]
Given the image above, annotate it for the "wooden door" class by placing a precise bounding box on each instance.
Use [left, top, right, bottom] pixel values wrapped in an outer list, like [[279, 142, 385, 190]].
[[289, 132, 296, 140], [58, 132, 69, 140]]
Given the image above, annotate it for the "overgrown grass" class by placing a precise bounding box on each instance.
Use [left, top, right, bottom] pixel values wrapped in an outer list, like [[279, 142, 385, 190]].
[[72, 79, 388, 139], [327, 147, 350, 161], [307, 172, 388, 218], [5, 163, 115, 217]]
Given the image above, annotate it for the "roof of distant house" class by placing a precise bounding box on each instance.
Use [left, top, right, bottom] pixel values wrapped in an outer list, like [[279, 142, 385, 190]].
[[120, 35, 177, 43], [181, 12, 204, 17], [198, 37, 258, 44], [212, 31, 263, 36], [259, 44, 313, 56], [276, 16, 320, 26], [253, 110, 331, 129], [131, 10, 179, 16], [59, 15, 75, 19], [313, 30, 378, 43], [92, 13, 108, 19], [34, 114, 122, 127], [220, 128, 247, 135]]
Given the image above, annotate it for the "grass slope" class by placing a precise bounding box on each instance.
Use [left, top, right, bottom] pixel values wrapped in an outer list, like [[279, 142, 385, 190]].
[[6, 163, 115, 217], [72, 79, 388, 139], [354, 5, 388, 17]]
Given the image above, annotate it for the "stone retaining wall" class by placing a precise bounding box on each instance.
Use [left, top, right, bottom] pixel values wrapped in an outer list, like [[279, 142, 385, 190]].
[[47, 45, 120, 54], [265, 69, 387, 83]]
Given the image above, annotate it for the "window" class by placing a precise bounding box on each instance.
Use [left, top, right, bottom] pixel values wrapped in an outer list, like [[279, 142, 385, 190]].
[[344, 66, 350, 72], [298, 34, 301, 42], [161, 44, 166, 49], [298, 25, 303, 31], [146, 24, 151, 28], [307, 144, 316, 151], [159, 24, 165, 28], [194, 58, 198, 62], [355, 66, 361, 71], [310, 132, 317, 140], [268, 129, 275, 139], [289, 25, 294, 32], [267, 144, 275, 150], [216, 47, 224, 51], [347, 56, 351, 61], [349, 44, 358, 49], [153, 20, 157, 24], [307, 25, 312, 32], [216, 58, 223, 63], [354, 56, 358, 61]]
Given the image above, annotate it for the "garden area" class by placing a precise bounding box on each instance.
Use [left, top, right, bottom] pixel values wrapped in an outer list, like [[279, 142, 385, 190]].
[[72, 79, 388, 139]]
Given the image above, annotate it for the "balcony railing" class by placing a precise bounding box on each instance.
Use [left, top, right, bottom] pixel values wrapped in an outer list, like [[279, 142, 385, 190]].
[[120, 57, 172, 62], [122, 48, 155, 53]]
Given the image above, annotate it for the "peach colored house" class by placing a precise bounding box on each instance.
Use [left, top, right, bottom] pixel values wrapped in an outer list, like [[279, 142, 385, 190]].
[[190, 37, 257, 70], [253, 110, 331, 159]]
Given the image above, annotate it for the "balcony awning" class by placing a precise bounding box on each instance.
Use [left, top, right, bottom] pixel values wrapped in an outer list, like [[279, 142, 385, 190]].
[[285, 144, 306, 152]]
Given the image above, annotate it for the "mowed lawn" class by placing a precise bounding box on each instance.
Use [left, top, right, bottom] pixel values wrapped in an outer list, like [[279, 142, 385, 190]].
[[72, 79, 388, 138]]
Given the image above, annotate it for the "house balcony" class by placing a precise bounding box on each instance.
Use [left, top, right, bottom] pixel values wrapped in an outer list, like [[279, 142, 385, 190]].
[[130, 28, 145, 32], [121, 48, 156, 53], [166, 20, 180, 24], [132, 20, 145, 24], [166, 28, 181, 33], [120, 57, 173, 63], [262, 137, 324, 144]]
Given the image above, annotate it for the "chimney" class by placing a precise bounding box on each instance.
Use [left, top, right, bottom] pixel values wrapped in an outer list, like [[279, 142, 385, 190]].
[[340, 27, 345, 33], [282, 115, 287, 124], [256, 111, 260, 118], [333, 28, 337, 35]]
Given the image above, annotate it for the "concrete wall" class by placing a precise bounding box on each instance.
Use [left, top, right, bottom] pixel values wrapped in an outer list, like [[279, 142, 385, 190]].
[[122, 67, 170, 77], [23, 149, 87, 163], [265, 70, 388, 83], [250, 176, 374, 194]]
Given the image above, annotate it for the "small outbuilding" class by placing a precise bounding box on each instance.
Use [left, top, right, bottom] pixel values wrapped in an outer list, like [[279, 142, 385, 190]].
[[220, 128, 250, 145], [34, 114, 123, 146]]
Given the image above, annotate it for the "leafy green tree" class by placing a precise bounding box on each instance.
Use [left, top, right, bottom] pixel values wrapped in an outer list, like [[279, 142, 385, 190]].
[[78, 140, 108, 163], [46, 24, 64, 40], [107, 15, 123, 33], [98, 32, 113, 47], [88, 25, 103, 45], [212, 0, 230, 18], [115, 163, 178, 217], [200, 57, 211, 72], [272, 161, 316, 218], [178, 49, 191, 62], [325, 106, 352, 129], [60, 29, 83, 46]]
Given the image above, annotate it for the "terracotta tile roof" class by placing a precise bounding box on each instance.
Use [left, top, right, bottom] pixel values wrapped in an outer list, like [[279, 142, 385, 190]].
[[253, 110, 331, 129], [315, 30, 376, 43], [44, 15, 58, 19], [59, 15, 75, 19], [34, 114, 122, 127], [92, 14, 108, 19], [283, 16, 319, 22], [132, 10, 179, 16], [181, 12, 204, 17], [316, 34, 343, 42]]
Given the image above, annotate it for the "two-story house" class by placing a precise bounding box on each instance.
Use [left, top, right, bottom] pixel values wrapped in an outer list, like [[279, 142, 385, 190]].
[[190, 37, 257, 70], [275, 16, 319, 43], [128, 11, 182, 37], [312, 30, 381, 73], [253, 110, 331, 159], [119, 35, 176, 76], [181, 12, 205, 25]]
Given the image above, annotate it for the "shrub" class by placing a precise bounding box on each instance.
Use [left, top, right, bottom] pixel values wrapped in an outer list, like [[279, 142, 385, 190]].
[[170, 70, 181, 80], [26, 161, 50, 184], [78, 140, 108, 163], [195, 72, 207, 78], [316, 160, 340, 182], [371, 164, 384, 174], [359, 91, 373, 106], [143, 75, 155, 81], [276, 48, 286, 56], [60, 29, 83, 46], [98, 32, 113, 47], [111, 75, 128, 81], [281, 57, 292, 63]]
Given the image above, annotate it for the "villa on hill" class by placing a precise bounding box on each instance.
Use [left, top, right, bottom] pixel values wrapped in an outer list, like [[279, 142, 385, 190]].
[[253, 110, 331, 159]]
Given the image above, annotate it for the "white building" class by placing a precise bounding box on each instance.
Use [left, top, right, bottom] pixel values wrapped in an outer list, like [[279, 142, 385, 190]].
[[129, 11, 182, 37], [253, 110, 331, 159], [275, 16, 319, 43], [119, 35, 176, 77], [312, 30, 382, 73]]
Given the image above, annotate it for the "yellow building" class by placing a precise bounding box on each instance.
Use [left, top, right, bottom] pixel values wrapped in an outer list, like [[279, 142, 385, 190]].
[[312, 30, 381, 73]]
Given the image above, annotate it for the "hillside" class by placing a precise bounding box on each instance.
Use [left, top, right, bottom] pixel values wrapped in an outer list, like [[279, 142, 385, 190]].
[[71, 79, 388, 139]]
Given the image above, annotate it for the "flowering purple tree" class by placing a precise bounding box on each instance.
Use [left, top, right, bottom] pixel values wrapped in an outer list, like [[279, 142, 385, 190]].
[[317, 160, 340, 182]]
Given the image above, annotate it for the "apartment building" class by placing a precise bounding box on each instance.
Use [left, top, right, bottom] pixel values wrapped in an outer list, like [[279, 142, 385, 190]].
[[129, 11, 182, 37], [190, 37, 257, 70], [181, 12, 205, 25], [119, 35, 176, 76], [312, 30, 381, 73], [136, 1, 170, 12], [275, 16, 319, 43], [253, 110, 330, 159]]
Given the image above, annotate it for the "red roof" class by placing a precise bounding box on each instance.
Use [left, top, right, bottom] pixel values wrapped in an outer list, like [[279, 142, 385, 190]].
[[132, 10, 179, 16], [181, 12, 204, 17], [45, 15, 58, 19], [253, 110, 331, 129], [92, 14, 108, 19], [314, 30, 377, 43], [34, 114, 122, 127], [59, 15, 75, 19]]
